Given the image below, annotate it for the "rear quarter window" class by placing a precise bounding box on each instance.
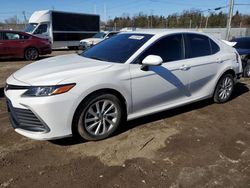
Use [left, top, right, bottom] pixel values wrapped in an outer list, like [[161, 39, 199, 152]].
[[210, 39, 220, 54], [186, 34, 212, 58]]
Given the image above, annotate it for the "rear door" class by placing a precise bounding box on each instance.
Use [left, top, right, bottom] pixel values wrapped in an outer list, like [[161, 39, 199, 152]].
[[184, 33, 220, 98]]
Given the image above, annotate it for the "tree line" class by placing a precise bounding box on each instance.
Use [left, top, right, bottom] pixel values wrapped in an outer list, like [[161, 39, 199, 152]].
[[105, 9, 250, 29]]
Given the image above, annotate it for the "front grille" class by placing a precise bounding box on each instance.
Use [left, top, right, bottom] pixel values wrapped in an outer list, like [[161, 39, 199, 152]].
[[6, 100, 49, 133]]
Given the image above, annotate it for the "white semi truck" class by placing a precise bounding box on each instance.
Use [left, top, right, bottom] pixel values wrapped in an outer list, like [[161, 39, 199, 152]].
[[24, 10, 100, 49]]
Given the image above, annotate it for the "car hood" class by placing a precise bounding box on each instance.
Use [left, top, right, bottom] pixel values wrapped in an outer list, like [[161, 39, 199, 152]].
[[80, 38, 103, 44], [12, 54, 113, 85]]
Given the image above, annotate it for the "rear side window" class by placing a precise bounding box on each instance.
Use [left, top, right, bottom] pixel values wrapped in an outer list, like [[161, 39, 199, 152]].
[[136, 34, 184, 63], [210, 39, 220, 54], [0, 32, 2, 40], [186, 34, 211, 58]]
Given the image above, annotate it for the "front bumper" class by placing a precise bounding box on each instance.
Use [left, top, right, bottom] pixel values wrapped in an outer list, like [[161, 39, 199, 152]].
[[4, 84, 78, 140], [39, 45, 52, 55]]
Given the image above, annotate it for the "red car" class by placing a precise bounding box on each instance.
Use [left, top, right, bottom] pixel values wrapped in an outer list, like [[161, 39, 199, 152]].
[[0, 30, 51, 60]]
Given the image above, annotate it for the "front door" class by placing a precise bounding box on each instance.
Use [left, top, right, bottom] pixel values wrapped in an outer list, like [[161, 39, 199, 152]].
[[130, 34, 191, 115]]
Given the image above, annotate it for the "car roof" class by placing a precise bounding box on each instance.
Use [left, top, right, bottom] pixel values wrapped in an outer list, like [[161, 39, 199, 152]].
[[120, 29, 211, 37]]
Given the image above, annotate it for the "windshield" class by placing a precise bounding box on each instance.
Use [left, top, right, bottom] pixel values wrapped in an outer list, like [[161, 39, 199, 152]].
[[92, 32, 106, 39], [81, 33, 153, 63], [24, 23, 38, 33]]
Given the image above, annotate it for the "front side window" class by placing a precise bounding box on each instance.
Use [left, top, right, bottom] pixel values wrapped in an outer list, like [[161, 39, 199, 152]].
[[135, 34, 184, 63], [81, 33, 153, 63], [3, 32, 21, 40], [34, 24, 48, 34], [186, 34, 211, 58]]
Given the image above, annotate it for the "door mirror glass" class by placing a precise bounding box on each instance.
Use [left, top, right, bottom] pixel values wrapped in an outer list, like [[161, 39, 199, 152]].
[[142, 55, 163, 66]]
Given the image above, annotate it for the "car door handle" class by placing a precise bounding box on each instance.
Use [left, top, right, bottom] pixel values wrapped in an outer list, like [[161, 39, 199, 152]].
[[179, 65, 191, 71], [216, 58, 223, 63], [0, 43, 3, 45]]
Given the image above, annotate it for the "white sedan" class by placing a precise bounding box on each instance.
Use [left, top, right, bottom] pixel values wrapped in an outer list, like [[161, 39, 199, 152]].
[[79, 31, 119, 49], [5, 30, 242, 141]]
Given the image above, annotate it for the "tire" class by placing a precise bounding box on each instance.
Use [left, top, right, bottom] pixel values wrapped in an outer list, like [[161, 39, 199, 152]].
[[68, 46, 78, 50], [243, 63, 250, 78], [74, 93, 124, 141], [213, 74, 234, 103], [24, 47, 39, 60]]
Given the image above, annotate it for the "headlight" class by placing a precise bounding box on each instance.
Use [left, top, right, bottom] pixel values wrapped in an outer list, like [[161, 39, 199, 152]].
[[22, 83, 75, 97]]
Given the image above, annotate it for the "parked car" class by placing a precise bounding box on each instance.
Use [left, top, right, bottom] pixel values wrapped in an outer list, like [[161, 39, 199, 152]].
[[5, 31, 242, 141], [79, 31, 119, 49], [0, 30, 51, 60], [231, 37, 250, 77]]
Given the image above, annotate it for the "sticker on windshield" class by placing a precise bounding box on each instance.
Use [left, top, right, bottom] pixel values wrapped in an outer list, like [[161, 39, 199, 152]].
[[129, 35, 144, 40]]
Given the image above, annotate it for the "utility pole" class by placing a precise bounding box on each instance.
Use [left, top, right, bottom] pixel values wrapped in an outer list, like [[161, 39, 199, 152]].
[[22, 11, 28, 24], [94, 4, 97, 14], [225, 0, 234, 40], [150, 9, 154, 28], [189, 19, 192, 28], [205, 15, 209, 28], [104, 3, 107, 24]]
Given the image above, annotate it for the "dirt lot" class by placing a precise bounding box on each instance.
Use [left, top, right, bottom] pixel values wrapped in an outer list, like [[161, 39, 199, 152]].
[[0, 51, 250, 188]]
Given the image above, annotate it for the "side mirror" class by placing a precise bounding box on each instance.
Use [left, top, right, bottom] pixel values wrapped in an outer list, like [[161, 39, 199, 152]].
[[141, 55, 163, 71]]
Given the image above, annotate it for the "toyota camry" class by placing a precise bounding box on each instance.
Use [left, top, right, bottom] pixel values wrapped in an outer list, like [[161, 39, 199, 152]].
[[5, 30, 243, 141]]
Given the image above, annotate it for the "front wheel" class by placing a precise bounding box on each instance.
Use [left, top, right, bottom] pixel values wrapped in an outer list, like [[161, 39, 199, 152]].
[[24, 47, 39, 60], [75, 93, 124, 141], [213, 74, 234, 103]]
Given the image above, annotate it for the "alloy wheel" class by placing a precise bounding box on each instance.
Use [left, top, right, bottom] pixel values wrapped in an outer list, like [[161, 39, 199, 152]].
[[84, 99, 118, 136], [217, 76, 233, 101], [25, 48, 38, 60]]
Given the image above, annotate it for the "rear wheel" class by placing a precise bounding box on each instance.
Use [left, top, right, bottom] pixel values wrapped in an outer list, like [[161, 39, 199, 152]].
[[243, 63, 250, 78], [24, 47, 39, 60], [75, 93, 124, 141], [213, 74, 234, 103]]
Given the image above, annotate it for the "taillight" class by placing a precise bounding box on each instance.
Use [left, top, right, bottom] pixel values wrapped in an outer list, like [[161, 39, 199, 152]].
[[235, 52, 240, 63]]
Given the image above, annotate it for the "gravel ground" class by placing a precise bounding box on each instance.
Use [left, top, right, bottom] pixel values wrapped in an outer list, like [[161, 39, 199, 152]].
[[0, 51, 250, 188]]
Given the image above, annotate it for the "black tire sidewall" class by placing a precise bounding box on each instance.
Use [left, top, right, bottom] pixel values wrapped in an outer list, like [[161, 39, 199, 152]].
[[243, 64, 250, 78], [214, 74, 234, 103], [76, 93, 123, 141]]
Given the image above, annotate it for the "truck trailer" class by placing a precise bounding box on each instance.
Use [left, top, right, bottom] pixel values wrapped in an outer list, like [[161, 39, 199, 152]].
[[24, 10, 100, 49]]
